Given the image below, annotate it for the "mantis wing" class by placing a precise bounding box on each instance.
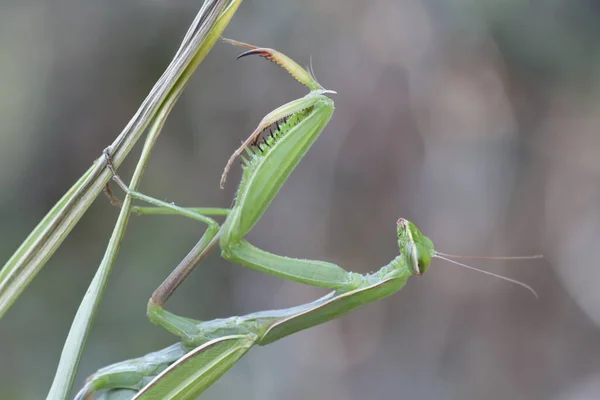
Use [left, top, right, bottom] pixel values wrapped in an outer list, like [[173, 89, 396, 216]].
[[134, 335, 254, 400], [98, 389, 139, 400]]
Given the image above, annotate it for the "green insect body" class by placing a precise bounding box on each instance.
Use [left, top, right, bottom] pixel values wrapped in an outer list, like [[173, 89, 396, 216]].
[[78, 39, 440, 399]]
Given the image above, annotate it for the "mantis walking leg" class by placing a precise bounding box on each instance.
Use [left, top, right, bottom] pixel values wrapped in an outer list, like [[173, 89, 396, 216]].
[[104, 153, 228, 308]]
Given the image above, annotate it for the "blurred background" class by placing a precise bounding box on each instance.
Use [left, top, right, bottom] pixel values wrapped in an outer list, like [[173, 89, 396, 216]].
[[1, 0, 600, 399]]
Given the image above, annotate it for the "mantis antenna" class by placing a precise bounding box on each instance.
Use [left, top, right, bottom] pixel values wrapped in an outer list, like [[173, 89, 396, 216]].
[[433, 254, 539, 298], [435, 251, 543, 261]]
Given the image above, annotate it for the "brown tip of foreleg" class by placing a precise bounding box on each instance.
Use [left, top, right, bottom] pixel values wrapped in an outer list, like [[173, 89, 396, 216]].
[[220, 130, 260, 189]]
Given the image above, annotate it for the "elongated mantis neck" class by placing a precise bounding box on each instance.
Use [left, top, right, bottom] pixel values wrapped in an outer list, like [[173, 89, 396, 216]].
[[365, 255, 412, 283]]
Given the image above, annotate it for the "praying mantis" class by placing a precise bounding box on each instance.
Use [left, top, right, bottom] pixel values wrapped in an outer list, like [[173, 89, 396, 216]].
[[76, 39, 539, 399]]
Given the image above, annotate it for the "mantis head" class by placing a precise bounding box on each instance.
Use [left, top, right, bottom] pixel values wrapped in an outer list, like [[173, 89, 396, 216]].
[[396, 218, 435, 276]]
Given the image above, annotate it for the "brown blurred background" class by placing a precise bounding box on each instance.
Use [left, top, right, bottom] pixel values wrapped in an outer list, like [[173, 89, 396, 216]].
[[1, 0, 600, 399]]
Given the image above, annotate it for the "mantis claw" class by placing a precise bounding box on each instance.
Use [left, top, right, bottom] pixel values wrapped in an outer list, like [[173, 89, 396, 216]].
[[103, 182, 123, 208], [220, 39, 331, 188], [223, 37, 323, 91], [236, 48, 274, 60], [103, 147, 134, 196]]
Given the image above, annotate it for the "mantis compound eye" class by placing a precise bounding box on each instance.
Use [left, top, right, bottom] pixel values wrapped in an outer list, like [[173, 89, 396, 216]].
[[396, 218, 435, 276]]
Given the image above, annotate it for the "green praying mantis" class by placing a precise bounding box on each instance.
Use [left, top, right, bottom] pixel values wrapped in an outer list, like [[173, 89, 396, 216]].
[[76, 39, 540, 400]]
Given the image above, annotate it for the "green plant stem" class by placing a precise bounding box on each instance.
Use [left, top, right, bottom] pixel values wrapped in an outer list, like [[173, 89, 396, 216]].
[[45, 0, 238, 397], [0, 0, 229, 319], [46, 87, 174, 400]]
